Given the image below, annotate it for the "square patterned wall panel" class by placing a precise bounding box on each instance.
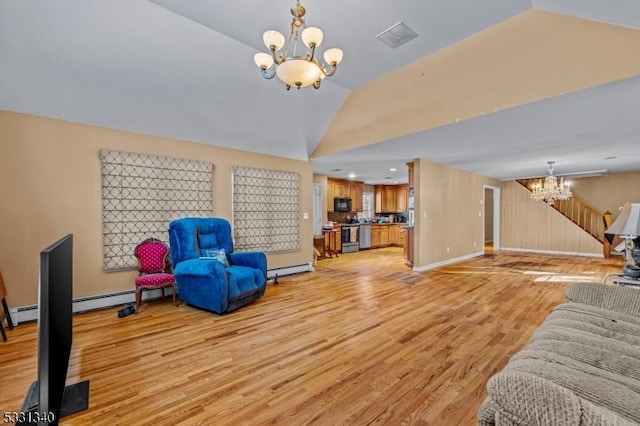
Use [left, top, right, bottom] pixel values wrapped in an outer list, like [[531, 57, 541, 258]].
[[101, 149, 213, 271], [232, 166, 299, 253]]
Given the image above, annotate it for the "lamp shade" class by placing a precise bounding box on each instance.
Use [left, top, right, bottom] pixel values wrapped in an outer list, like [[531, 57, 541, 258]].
[[301, 27, 323, 48], [254, 52, 274, 69], [323, 48, 343, 65], [605, 203, 640, 237], [263, 30, 285, 51], [275, 59, 321, 88]]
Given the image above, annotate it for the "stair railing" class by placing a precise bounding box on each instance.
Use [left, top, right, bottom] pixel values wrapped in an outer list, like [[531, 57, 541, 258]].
[[517, 180, 606, 253]]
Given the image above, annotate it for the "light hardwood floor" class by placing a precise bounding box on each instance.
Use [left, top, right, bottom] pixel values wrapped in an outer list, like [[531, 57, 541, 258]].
[[1, 248, 624, 425]]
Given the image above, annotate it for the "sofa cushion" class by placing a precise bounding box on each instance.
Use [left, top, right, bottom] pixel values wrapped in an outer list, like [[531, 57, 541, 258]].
[[501, 355, 640, 423], [198, 232, 218, 256], [480, 283, 640, 425], [135, 273, 175, 289], [552, 301, 640, 328], [226, 266, 259, 302], [486, 370, 634, 425], [173, 258, 225, 278], [206, 248, 230, 266]]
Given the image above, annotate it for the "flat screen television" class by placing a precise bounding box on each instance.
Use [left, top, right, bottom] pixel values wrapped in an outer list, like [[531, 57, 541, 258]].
[[18, 234, 89, 426]]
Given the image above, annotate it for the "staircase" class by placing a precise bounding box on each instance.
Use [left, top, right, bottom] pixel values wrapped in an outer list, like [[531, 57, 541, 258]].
[[517, 180, 610, 255]]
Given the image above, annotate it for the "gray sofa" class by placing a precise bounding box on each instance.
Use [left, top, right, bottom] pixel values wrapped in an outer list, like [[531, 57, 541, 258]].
[[478, 282, 640, 425]]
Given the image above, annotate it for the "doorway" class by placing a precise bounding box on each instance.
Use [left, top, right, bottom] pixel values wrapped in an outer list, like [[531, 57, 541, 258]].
[[483, 186, 501, 254], [313, 183, 322, 235]]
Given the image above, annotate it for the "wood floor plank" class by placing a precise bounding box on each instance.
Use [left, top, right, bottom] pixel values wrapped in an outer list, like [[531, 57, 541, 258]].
[[0, 248, 624, 425]]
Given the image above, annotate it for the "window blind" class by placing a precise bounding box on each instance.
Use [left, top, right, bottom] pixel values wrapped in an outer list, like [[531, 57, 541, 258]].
[[100, 149, 213, 271], [232, 166, 299, 253]]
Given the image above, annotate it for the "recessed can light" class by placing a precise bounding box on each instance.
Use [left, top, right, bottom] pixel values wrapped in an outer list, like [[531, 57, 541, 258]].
[[389, 168, 397, 172]]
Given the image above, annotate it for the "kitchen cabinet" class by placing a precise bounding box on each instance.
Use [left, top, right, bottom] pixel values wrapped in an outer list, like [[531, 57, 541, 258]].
[[335, 183, 349, 198], [379, 225, 389, 246], [371, 224, 391, 248], [351, 185, 363, 212], [380, 225, 390, 247], [327, 178, 364, 212], [327, 182, 335, 212], [397, 186, 408, 212], [389, 224, 400, 246], [371, 224, 380, 248], [375, 187, 383, 214], [374, 185, 409, 213], [384, 187, 397, 213]]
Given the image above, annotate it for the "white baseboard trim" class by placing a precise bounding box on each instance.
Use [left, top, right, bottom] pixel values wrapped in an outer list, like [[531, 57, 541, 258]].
[[267, 263, 313, 279], [413, 251, 484, 272], [11, 287, 175, 325], [10, 263, 313, 325], [500, 247, 604, 258]]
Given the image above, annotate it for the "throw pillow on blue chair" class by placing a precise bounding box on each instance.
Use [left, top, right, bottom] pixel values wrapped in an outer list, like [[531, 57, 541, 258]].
[[168, 217, 267, 314]]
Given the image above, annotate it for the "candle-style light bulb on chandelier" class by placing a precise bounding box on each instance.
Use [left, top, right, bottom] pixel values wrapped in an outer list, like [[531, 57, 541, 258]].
[[530, 161, 572, 206], [253, 0, 344, 90]]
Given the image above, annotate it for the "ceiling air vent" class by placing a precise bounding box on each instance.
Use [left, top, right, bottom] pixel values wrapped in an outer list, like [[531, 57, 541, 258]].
[[377, 22, 418, 48]]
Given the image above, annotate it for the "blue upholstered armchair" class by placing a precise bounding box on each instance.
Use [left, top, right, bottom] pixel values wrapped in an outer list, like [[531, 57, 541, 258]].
[[168, 217, 267, 314]]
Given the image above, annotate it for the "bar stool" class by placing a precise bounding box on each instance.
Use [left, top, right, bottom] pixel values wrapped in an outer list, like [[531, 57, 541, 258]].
[[0, 271, 14, 342], [323, 229, 338, 258]]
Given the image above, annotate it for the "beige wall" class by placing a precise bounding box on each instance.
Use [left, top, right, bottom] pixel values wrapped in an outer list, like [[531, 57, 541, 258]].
[[0, 110, 314, 306], [569, 171, 640, 221], [413, 158, 499, 268], [501, 181, 603, 255]]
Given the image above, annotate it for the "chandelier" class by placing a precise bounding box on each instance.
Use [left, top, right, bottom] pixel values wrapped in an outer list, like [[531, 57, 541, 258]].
[[253, 0, 344, 90], [530, 161, 572, 205]]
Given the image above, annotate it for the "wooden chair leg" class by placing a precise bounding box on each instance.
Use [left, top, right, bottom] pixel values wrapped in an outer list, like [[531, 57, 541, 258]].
[[135, 288, 142, 308], [2, 298, 14, 329], [1, 296, 11, 342], [172, 284, 177, 306]]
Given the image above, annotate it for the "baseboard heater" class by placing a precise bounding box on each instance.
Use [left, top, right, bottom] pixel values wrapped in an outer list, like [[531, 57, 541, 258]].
[[267, 262, 313, 282], [11, 263, 313, 324]]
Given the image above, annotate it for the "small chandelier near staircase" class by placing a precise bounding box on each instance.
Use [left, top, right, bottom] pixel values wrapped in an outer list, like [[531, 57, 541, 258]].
[[253, 0, 343, 90], [530, 161, 572, 206]]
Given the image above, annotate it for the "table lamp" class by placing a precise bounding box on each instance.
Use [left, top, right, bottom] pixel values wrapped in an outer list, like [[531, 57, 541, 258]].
[[605, 202, 640, 278]]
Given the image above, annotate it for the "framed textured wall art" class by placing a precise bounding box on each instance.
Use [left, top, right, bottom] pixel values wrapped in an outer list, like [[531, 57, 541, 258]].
[[100, 149, 213, 271]]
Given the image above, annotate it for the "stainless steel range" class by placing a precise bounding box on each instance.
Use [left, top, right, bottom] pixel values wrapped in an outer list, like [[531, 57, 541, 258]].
[[341, 224, 359, 253]]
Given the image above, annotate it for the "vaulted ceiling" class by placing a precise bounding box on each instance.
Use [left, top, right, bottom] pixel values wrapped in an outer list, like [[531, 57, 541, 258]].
[[2, 0, 640, 184]]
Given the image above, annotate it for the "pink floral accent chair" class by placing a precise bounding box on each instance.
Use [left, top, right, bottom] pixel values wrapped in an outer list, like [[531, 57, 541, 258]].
[[134, 238, 177, 309]]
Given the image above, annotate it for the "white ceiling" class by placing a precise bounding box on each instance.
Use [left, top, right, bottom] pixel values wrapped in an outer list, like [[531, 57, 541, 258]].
[[1, 0, 640, 184]]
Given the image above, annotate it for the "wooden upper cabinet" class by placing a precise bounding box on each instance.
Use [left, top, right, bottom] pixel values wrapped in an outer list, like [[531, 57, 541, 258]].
[[327, 181, 335, 212], [397, 185, 408, 212], [375, 186, 383, 213], [351, 185, 363, 212], [374, 185, 409, 213], [384, 187, 397, 213], [327, 178, 364, 212]]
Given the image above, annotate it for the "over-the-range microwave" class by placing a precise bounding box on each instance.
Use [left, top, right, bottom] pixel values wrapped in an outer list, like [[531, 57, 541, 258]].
[[334, 197, 352, 212]]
